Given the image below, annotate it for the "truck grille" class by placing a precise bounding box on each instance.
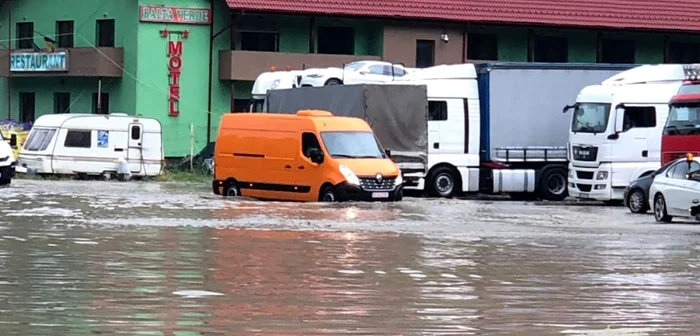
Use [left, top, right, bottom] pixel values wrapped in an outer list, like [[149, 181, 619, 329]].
[[572, 146, 598, 161], [359, 177, 395, 190], [576, 171, 594, 180], [577, 184, 592, 192]]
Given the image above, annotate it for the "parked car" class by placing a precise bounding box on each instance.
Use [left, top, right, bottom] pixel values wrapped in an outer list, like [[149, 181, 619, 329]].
[[648, 154, 700, 222], [298, 61, 409, 87], [623, 159, 677, 213]]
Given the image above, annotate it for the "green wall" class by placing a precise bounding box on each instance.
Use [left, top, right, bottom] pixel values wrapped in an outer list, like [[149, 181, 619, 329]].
[[471, 25, 700, 63], [0, 0, 138, 120]]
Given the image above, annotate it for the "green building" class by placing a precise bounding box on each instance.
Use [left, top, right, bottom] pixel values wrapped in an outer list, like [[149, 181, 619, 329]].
[[0, 0, 698, 157]]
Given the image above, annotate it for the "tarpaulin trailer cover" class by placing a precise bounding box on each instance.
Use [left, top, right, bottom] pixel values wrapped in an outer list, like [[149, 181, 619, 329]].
[[266, 84, 428, 172]]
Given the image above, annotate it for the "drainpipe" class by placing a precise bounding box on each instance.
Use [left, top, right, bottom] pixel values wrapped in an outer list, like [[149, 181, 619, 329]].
[[7, 0, 12, 119], [205, 1, 232, 143]]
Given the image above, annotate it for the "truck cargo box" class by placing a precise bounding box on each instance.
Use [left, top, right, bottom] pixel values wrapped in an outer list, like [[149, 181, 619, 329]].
[[266, 84, 428, 174], [475, 62, 638, 162]]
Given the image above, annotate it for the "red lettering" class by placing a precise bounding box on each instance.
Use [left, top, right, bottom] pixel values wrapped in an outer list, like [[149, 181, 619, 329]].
[[169, 55, 181, 70], [169, 85, 180, 100], [169, 99, 179, 116], [169, 69, 181, 85], [167, 41, 182, 56]]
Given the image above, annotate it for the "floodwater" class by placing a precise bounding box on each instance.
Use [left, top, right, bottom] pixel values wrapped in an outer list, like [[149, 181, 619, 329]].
[[2, 180, 700, 335]]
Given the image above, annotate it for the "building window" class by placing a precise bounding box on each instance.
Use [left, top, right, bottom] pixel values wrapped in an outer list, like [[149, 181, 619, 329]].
[[428, 101, 447, 121], [92, 93, 109, 114], [467, 33, 498, 60], [232, 99, 250, 112], [64, 130, 92, 148], [599, 39, 635, 63], [19, 92, 35, 123], [317, 26, 354, 55], [534, 36, 568, 62], [56, 20, 74, 48], [415, 40, 435, 68], [667, 42, 700, 63], [96, 19, 115, 47], [54, 92, 70, 114], [16, 22, 34, 49], [239, 31, 278, 52]]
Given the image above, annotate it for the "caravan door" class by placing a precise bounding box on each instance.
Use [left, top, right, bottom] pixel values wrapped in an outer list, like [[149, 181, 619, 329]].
[[127, 123, 144, 174]]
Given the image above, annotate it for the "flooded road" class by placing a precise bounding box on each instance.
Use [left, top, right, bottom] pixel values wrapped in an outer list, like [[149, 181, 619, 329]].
[[2, 180, 700, 335]]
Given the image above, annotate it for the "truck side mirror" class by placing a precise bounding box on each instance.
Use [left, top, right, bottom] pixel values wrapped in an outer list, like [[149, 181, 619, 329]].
[[9, 134, 17, 147], [309, 148, 324, 164], [562, 104, 575, 114], [385, 149, 391, 158], [614, 107, 625, 134]]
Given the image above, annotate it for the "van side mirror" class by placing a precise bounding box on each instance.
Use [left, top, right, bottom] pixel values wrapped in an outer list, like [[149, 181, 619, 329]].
[[385, 149, 391, 158], [309, 148, 324, 164], [9, 134, 17, 147]]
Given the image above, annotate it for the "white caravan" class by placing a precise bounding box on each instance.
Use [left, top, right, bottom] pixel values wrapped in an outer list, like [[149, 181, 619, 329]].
[[249, 70, 304, 112], [0, 131, 17, 185], [18, 113, 163, 178], [565, 64, 686, 204]]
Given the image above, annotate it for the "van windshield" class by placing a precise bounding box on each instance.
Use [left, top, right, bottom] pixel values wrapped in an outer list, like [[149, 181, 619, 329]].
[[571, 103, 611, 133], [664, 103, 700, 135], [23, 128, 57, 151], [320, 131, 387, 159]]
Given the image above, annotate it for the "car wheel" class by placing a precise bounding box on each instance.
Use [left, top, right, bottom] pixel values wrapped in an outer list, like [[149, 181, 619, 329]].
[[626, 189, 648, 214], [324, 78, 342, 85], [224, 181, 240, 197], [427, 167, 459, 198], [653, 194, 673, 223], [320, 185, 337, 202]]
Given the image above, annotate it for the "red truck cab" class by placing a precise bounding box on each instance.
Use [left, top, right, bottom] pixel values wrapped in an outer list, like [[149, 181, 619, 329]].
[[661, 65, 700, 164]]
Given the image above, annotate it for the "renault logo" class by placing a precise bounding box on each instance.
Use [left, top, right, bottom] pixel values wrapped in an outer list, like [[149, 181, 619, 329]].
[[376, 173, 383, 182]]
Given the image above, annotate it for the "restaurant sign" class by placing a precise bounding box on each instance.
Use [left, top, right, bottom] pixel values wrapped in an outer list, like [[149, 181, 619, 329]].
[[10, 52, 68, 72], [139, 5, 211, 24]]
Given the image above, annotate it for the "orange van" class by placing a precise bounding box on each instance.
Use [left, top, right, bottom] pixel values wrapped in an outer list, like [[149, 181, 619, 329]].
[[212, 110, 403, 202]]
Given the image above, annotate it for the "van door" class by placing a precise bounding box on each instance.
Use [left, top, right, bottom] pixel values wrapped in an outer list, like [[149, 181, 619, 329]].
[[127, 123, 144, 174], [297, 132, 325, 201], [428, 100, 447, 155]]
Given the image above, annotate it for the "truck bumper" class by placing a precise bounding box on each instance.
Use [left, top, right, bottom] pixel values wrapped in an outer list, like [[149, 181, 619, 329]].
[[336, 182, 403, 202], [567, 163, 623, 201]]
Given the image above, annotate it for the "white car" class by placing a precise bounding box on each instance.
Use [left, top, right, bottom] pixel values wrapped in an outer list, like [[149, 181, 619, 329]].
[[649, 155, 700, 222], [298, 60, 409, 87]]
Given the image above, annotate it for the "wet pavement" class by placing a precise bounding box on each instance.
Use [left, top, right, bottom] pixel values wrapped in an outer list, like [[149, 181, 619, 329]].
[[2, 180, 700, 335]]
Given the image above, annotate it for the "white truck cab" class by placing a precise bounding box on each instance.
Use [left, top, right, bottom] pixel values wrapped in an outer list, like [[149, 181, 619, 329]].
[[249, 70, 304, 112], [0, 131, 17, 185], [565, 64, 686, 204]]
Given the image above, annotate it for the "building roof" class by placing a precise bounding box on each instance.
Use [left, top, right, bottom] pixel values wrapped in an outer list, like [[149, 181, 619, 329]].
[[225, 0, 700, 32]]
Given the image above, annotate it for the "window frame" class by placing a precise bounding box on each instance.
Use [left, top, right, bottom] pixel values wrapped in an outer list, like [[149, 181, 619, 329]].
[[64, 130, 92, 148], [96, 19, 115, 47], [428, 100, 448, 121], [54, 92, 71, 114], [415, 39, 436, 68], [56, 20, 74, 48], [316, 26, 355, 55], [16, 22, 34, 49]]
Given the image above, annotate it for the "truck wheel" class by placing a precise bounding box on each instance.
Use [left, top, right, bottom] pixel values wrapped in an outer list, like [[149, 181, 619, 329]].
[[0, 177, 10, 186], [325, 78, 342, 85], [537, 166, 568, 201], [654, 194, 673, 223], [427, 167, 459, 198], [319, 186, 337, 202], [223, 180, 240, 197]]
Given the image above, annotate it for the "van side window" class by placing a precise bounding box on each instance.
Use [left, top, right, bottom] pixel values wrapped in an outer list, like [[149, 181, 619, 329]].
[[301, 132, 321, 158], [131, 125, 141, 140], [429, 101, 447, 121], [64, 130, 92, 148], [622, 106, 656, 131]]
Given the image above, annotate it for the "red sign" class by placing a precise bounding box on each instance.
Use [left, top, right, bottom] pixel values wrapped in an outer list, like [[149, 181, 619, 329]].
[[162, 29, 189, 117], [140, 6, 211, 25]]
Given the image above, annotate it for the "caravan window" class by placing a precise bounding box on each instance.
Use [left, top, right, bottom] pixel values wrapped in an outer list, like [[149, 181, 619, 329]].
[[64, 130, 92, 148], [24, 128, 57, 151]]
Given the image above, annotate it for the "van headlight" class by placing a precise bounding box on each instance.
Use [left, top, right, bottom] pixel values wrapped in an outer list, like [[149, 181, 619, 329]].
[[596, 171, 608, 180], [339, 164, 360, 185], [395, 170, 403, 186]]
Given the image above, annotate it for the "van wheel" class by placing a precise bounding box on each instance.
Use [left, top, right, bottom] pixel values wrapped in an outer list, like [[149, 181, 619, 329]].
[[320, 186, 337, 202], [427, 167, 459, 198], [224, 181, 240, 197], [537, 166, 568, 201]]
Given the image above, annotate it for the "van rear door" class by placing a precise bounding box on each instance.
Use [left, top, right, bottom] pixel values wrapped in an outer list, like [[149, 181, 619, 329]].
[[127, 123, 144, 174]]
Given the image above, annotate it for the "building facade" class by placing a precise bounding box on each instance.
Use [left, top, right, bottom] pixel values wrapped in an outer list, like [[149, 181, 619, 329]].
[[0, 0, 699, 157]]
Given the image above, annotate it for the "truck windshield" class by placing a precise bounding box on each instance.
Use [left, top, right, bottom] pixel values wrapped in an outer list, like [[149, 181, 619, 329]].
[[320, 131, 387, 159], [23, 128, 57, 151], [571, 103, 611, 133], [664, 103, 700, 135], [677, 83, 700, 94]]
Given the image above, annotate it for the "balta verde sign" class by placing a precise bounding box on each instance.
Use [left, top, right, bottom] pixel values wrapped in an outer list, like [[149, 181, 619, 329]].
[[10, 52, 68, 72], [139, 5, 211, 24]]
